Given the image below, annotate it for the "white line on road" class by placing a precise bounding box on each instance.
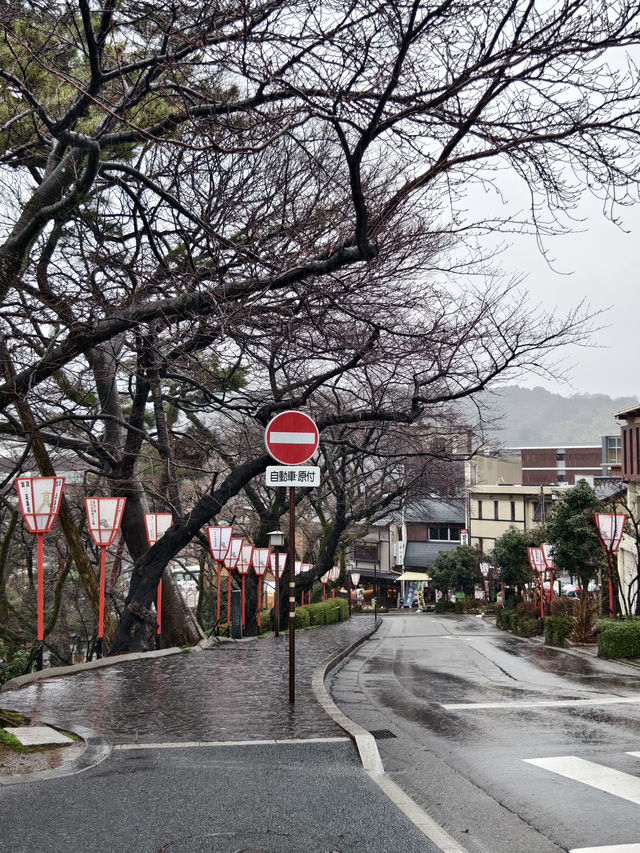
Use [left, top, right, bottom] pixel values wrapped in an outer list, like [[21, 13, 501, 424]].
[[442, 697, 640, 711], [570, 846, 640, 852], [524, 756, 640, 806], [114, 736, 349, 750]]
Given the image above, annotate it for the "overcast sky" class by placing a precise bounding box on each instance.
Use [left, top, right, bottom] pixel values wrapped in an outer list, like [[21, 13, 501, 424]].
[[467, 179, 640, 401]]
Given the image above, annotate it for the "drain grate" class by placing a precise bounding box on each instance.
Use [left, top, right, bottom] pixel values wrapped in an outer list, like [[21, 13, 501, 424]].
[[369, 729, 397, 740]]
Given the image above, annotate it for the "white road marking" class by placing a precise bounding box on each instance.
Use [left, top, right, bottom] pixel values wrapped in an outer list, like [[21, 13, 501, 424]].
[[442, 697, 640, 710], [570, 845, 640, 852], [114, 736, 348, 750], [268, 431, 316, 444], [524, 756, 640, 806]]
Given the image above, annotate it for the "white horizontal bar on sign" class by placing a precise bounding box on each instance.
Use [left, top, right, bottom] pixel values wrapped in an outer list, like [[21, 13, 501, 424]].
[[265, 466, 321, 488], [268, 431, 316, 444]]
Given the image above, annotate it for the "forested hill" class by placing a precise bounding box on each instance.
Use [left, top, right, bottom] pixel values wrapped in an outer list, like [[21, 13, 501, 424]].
[[471, 387, 638, 447]]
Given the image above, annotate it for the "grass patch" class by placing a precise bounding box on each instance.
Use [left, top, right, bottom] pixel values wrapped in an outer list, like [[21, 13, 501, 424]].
[[0, 728, 28, 752]]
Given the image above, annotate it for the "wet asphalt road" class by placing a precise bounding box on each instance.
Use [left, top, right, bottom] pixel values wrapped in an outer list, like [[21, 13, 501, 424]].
[[0, 617, 444, 853], [327, 612, 640, 853]]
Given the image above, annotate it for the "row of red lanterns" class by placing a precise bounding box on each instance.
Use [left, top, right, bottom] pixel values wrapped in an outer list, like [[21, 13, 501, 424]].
[[13, 476, 331, 663], [526, 512, 626, 620]]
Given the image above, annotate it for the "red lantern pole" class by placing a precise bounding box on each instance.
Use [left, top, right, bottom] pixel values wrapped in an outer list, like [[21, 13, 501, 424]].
[[224, 537, 243, 633], [144, 513, 173, 649], [206, 526, 233, 635], [36, 533, 44, 663], [252, 548, 270, 630], [595, 513, 626, 619], [85, 497, 126, 658], [15, 476, 65, 671]]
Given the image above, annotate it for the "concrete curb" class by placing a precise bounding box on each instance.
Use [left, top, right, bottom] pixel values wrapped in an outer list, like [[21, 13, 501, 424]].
[[0, 725, 112, 787], [311, 617, 384, 773]]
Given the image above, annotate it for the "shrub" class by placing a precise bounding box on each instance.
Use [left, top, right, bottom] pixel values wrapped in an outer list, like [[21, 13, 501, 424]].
[[544, 615, 573, 646], [0, 645, 31, 686], [435, 600, 456, 614], [550, 597, 577, 618], [597, 617, 640, 659], [294, 606, 311, 629], [258, 610, 271, 634]]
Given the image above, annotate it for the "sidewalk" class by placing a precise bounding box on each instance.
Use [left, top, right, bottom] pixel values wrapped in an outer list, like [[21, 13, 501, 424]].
[[1, 616, 378, 745]]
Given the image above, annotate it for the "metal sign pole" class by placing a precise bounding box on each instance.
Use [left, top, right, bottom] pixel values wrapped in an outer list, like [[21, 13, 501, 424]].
[[289, 486, 296, 704]]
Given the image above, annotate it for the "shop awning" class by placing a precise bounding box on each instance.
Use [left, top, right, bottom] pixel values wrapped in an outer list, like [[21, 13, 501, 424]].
[[352, 569, 401, 582], [396, 571, 431, 582]]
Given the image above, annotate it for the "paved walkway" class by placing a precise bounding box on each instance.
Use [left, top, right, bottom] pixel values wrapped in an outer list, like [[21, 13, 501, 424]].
[[1, 616, 377, 744]]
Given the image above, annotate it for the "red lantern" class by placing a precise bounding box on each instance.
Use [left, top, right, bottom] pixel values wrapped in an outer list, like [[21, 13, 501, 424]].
[[595, 512, 627, 618], [252, 548, 270, 627], [144, 513, 173, 642], [206, 525, 233, 632], [14, 477, 64, 668], [224, 537, 243, 629], [85, 497, 126, 656], [236, 544, 254, 630]]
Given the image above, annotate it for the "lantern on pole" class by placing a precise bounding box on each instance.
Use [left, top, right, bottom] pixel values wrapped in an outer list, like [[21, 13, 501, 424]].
[[224, 537, 243, 631], [85, 496, 126, 658], [329, 565, 340, 598], [236, 543, 254, 631], [14, 476, 65, 670], [206, 525, 233, 634], [252, 548, 270, 628], [320, 571, 330, 600], [144, 513, 173, 648], [479, 561, 491, 601], [595, 512, 626, 618], [268, 538, 286, 637], [541, 543, 556, 604], [527, 546, 546, 622]]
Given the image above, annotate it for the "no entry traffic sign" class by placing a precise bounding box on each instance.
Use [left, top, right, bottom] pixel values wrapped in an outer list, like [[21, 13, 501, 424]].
[[265, 410, 319, 465]]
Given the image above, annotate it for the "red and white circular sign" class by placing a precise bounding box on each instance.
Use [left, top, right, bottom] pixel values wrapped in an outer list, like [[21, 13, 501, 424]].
[[265, 410, 319, 465]]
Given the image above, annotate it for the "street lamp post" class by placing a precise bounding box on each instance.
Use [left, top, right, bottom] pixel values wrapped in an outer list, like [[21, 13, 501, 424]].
[[268, 530, 285, 636], [595, 513, 626, 618], [14, 476, 65, 670]]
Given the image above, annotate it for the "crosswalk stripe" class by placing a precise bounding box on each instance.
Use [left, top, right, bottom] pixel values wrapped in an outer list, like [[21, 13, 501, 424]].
[[524, 756, 640, 806], [570, 845, 640, 852], [442, 697, 640, 711]]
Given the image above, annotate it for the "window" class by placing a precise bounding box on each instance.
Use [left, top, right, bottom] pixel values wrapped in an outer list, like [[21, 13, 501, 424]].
[[510, 501, 516, 521], [494, 500, 499, 520], [606, 436, 621, 465], [556, 450, 565, 461], [428, 526, 462, 541], [478, 500, 483, 519]]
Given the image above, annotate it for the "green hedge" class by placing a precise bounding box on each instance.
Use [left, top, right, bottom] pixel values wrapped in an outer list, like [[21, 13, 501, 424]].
[[544, 616, 573, 647], [495, 605, 542, 637], [435, 600, 456, 614], [258, 599, 348, 634], [597, 617, 640, 659], [306, 598, 349, 626]]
